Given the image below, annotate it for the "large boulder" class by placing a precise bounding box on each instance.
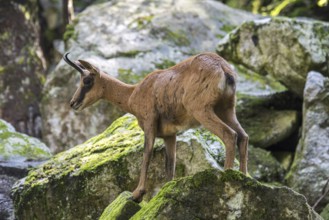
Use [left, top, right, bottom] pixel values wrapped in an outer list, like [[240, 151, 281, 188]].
[[12, 114, 240, 220], [217, 17, 329, 97], [112, 169, 321, 220], [287, 71, 329, 211], [41, 0, 258, 152], [0, 0, 46, 139]]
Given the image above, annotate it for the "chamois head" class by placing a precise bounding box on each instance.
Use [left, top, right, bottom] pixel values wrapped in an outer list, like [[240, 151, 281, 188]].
[[63, 52, 104, 111]]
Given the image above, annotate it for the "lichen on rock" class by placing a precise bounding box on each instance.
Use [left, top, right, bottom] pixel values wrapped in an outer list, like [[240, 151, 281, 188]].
[[12, 114, 236, 220], [130, 169, 322, 220], [217, 17, 329, 97], [287, 71, 329, 211], [0, 119, 51, 162]]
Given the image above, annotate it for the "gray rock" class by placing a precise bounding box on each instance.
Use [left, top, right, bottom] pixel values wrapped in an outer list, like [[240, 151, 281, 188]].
[[0, 0, 46, 139], [287, 71, 329, 211], [248, 145, 285, 182], [0, 175, 17, 220], [217, 17, 329, 97], [0, 118, 51, 220], [41, 0, 257, 152], [12, 114, 238, 220], [130, 169, 322, 220], [0, 119, 52, 163]]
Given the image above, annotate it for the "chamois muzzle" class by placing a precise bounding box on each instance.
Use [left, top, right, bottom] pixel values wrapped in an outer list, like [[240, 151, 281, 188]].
[[63, 52, 84, 74]]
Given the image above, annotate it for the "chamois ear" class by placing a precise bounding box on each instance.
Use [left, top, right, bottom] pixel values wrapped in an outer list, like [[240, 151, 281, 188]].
[[78, 59, 100, 76]]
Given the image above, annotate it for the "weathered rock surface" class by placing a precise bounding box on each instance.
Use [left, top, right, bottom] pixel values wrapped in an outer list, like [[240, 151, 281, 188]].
[[12, 114, 239, 220], [0, 0, 46, 138], [41, 0, 258, 152], [111, 169, 321, 220], [217, 17, 329, 97], [0, 119, 51, 162], [287, 71, 329, 211], [248, 146, 285, 182], [241, 109, 299, 149], [0, 119, 51, 220]]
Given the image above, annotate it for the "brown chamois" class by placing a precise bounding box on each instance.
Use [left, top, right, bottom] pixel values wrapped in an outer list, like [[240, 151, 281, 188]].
[[63, 52, 249, 202]]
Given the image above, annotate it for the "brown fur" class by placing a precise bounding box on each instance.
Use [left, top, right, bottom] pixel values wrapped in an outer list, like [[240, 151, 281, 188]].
[[66, 52, 249, 202]]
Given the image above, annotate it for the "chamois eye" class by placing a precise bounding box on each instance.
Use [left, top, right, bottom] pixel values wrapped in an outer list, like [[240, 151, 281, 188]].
[[83, 77, 93, 86]]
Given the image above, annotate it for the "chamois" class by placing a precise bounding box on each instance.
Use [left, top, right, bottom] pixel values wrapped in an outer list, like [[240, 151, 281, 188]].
[[63, 52, 249, 202]]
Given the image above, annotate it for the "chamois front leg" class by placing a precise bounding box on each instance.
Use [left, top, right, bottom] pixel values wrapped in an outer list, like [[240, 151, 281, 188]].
[[132, 122, 156, 203], [164, 135, 177, 180]]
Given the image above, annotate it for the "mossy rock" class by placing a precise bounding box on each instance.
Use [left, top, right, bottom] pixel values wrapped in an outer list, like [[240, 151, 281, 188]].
[[12, 114, 237, 220], [320, 203, 329, 220], [0, 119, 51, 162], [99, 191, 142, 220], [129, 169, 322, 220], [217, 17, 329, 97]]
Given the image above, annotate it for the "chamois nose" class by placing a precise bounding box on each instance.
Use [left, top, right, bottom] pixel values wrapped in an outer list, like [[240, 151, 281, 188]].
[[70, 100, 75, 108]]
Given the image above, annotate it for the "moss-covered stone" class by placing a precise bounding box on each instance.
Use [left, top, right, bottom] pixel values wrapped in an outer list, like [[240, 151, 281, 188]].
[[217, 17, 329, 97], [12, 114, 236, 220], [99, 191, 142, 220], [130, 169, 321, 220], [0, 119, 51, 162]]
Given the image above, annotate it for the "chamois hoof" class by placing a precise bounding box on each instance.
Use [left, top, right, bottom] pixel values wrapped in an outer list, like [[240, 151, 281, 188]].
[[131, 189, 146, 203]]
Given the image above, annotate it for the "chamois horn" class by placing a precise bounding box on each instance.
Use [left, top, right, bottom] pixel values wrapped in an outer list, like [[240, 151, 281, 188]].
[[63, 52, 84, 74]]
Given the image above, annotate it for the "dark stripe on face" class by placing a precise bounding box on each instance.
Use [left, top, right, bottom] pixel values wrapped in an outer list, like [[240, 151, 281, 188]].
[[225, 72, 235, 86], [76, 77, 94, 104]]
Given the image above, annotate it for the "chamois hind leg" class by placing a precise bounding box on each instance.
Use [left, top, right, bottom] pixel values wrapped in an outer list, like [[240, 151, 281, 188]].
[[218, 109, 249, 174], [132, 120, 157, 203], [164, 135, 177, 180], [193, 108, 237, 170]]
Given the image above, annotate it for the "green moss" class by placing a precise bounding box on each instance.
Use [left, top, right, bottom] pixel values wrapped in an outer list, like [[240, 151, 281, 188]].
[[192, 169, 219, 188], [0, 127, 51, 161], [153, 59, 176, 69], [129, 15, 154, 30], [117, 50, 142, 58], [117, 68, 149, 84], [220, 169, 244, 182], [99, 191, 142, 220], [160, 28, 190, 46], [221, 24, 236, 33], [131, 180, 179, 220], [21, 114, 144, 188], [320, 203, 329, 220], [63, 23, 77, 42]]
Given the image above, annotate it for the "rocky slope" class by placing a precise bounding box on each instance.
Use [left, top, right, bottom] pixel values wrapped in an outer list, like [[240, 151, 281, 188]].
[[11, 114, 238, 220], [101, 169, 322, 220]]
